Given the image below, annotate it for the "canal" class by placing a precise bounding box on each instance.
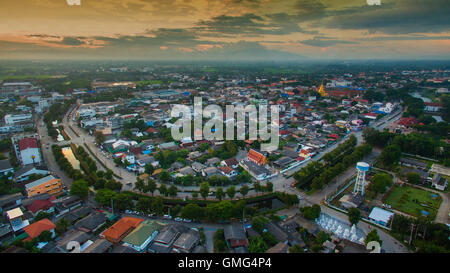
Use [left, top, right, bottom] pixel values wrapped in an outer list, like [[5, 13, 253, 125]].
[[62, 146, 81, 170]]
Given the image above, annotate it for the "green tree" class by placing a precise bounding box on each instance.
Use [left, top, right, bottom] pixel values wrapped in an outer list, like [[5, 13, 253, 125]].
[[252, 216, 268, 234], [300, 204, 321, 220], [316, 231, 330, 245], [168, 185, 178, 197], [145, 164, 155, 176], [55, 218, 70, 235], [406, 172, 421, 185], [380, 144, 402, 168], [70, 179, 89, 199], [365, 229, 383, 247], [136, 198, 152, 214], [113, 193, 133, 211], [146, 179, 157, 195], [159, 184, 168, 196], [151, 196, 164, 215], [216, 187, 225, 201], [348, 208, 361, 227], [248, 236, 268, 253], [266, 182, 273, 192], [34, 212, 52, 222], [226, 186, 236, 199], [239, 185, 249, 198], [38, 230, 53, 242], [95, 188, 116, 206], [159, 171, 171, 183], [289, 244, 304, 253], [369, 173, 393, 194], [134, 178, 146, 193], [200, 182, 210, 199], [94, 131, 105, 145], [181, 203, 203, 220]]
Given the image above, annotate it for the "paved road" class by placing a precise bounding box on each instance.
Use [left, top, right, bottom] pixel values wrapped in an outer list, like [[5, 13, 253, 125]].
[[36, 116, 74, 189], [61, 103, 138, 190], [55, 101, 411, 252]]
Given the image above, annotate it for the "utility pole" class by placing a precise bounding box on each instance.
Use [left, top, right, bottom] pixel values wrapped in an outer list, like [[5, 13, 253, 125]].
[[111, 197, 114, 215], [409, 222, 415, 245]]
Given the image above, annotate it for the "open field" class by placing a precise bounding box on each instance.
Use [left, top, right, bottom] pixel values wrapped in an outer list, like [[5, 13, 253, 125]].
[[384, 185, 442, 219], [0, 74, 66, 80]]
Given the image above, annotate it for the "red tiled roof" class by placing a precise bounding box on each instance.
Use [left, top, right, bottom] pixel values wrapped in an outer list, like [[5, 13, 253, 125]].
[[224, 158, 238, 167], [365, 113, 377, 117], [23, 218, 55, 240], [102, 217, 143, 243], [219, 166, 234, 174], [146, 127, 157, 134], [424, 102, 443, 107], [129, 147, 143, 155], [27, 199, 54, 214], [18, 137, 38, 151], [398, 117, 418, 127], [328, 134, 339, 139], [247, 149, 267, 165]]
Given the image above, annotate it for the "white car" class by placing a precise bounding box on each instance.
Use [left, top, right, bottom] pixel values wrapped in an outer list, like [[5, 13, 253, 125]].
[[183, 219, 192, 223], [125, 210, 132, 214], [174, 217, 183, 222], [163, 214, 172, 219]]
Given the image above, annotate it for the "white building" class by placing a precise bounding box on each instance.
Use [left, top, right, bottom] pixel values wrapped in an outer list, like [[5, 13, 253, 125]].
[[18, 137, 41, 165], [4, 114, 33, 125], [77, 108, 96, 119]]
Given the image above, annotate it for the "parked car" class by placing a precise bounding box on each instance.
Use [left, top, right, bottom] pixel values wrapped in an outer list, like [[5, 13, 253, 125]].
[[125, 210, 132, 214], [182, 218, 192, 223], [174, 217, 183, 222], [163, 214, 172, 220]]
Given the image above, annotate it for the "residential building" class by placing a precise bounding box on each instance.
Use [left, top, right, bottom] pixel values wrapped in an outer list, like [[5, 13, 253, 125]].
[[82, 239, 113, 253], [172, 229, 200, 253], [221, 158, 239, 169], [219, 166, 238, 178], [432, 174, 448, 191], [122, 220, 163, 252], [17, 137, 41, 166], [102, 217, 144, 244], [23, 218, 56, 241], [24, 175, 63, 197], [13, 165, 49, 182], [224, 223, 248, 248], [0, 159, 14, 176], [6, 207, 30, 232], [4, 114, 33, 125]]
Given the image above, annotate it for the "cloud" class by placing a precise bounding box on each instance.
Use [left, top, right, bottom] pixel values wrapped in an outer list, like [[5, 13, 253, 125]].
[[299, 37, 358, 47], [56, 37, 85, 46], [323, 0, 450, 34]]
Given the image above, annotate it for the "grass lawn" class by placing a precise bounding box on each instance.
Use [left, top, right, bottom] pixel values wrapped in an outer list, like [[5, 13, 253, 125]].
[[384, 185, 442, 219], [0, 74, 54, 80]]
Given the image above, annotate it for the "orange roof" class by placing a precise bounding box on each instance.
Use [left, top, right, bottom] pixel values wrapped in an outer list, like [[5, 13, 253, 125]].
[[248, 149, 267, 165], [102, 217, 143, 241], [23, 218, 56, 239]]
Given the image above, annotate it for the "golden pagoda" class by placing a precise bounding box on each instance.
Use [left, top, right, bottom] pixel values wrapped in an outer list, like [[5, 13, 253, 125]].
[[317, 81, 327, 97]]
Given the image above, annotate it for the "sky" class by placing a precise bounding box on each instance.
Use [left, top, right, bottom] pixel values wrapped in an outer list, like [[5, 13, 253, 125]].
[[0, 0, 449, 61]]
